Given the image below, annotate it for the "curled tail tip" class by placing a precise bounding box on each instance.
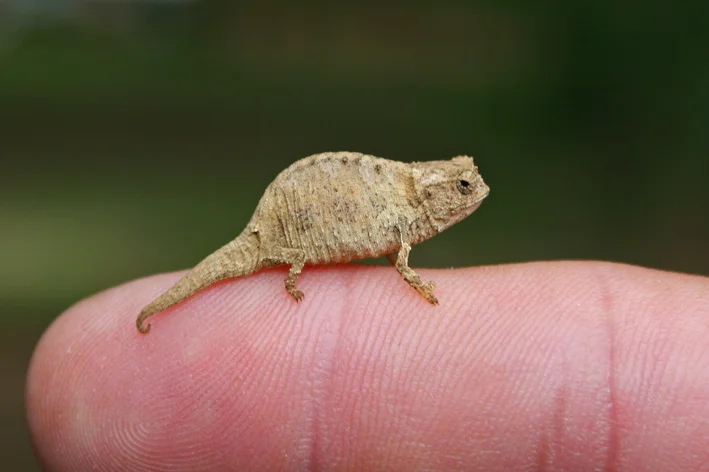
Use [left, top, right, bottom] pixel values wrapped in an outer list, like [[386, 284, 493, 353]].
[[136, 309, 153, 334], [137, 321, 151, 334]]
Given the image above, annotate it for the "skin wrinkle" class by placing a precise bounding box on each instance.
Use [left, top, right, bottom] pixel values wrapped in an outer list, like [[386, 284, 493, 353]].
[[605, 311, 620, 472], [578, 256, 620, 472], [594, 263, 668, 472], [559, 282, 592, 466], [304, 267, 351, 472], [506, 263, 615, 470]]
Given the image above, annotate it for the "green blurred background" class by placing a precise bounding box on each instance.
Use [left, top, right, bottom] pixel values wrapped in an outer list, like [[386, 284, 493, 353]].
[[2, 1, 708, 469]]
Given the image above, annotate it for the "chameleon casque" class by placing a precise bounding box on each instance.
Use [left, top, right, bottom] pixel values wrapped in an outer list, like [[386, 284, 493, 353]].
[[137, 151, 489, 333]]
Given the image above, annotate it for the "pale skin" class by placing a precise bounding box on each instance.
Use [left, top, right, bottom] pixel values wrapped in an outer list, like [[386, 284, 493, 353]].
[[136, 152, 490, 333], [26, 263, 709, 470]]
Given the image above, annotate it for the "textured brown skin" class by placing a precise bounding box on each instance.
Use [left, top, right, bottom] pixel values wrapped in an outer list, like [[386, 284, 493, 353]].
[[136, 151, 489, 333]]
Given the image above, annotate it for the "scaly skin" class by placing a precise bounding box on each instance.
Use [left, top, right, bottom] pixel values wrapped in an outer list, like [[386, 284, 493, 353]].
[[136, 151, 489, 333]]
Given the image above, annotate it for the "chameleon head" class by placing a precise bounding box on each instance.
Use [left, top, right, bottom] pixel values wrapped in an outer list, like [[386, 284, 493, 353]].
[[412, 155, 490, 232]]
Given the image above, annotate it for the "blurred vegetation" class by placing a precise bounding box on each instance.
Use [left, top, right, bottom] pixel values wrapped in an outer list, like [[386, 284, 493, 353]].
[[1, 2, 708, 468]]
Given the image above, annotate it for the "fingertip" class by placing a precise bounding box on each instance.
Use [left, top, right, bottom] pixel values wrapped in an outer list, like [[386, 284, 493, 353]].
[[25, 270, 340, 470], [25, 263, 709, 471]]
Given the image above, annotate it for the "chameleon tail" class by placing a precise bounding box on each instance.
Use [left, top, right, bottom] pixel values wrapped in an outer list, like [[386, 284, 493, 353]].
[[136, 229, 260, 333]]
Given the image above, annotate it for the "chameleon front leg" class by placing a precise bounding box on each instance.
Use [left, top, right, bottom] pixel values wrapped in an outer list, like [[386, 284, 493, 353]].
[[263, 247, 306, 301], [390, 235, 439, 305]]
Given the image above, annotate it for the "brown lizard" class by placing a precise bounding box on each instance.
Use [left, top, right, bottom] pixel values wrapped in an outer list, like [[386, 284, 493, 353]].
[[136, 151, 489, 333]]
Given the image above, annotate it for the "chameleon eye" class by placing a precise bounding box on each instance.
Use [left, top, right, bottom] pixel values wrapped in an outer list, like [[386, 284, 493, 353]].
[[456, 179, 473, 195]]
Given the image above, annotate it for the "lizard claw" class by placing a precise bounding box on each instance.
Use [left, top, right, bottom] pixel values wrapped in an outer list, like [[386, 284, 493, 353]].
[[291, 289, 305, 302], [419, 281, 438, 305]]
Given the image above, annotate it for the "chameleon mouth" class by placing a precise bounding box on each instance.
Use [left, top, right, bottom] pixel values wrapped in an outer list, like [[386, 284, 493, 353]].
[[468, 200, 483, 213], [471, 180, 490, 204]]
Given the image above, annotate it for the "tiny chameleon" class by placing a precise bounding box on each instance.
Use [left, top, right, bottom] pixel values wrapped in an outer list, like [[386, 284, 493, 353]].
[[136, 151, 490, 333]]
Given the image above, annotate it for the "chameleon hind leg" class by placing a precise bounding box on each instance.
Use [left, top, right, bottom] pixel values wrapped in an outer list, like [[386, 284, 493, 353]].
[[263, 247, 306, 301]]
